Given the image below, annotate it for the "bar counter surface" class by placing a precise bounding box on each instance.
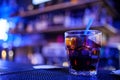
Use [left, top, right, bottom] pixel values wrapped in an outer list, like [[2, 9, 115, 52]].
[[0, 60, 120, 80]]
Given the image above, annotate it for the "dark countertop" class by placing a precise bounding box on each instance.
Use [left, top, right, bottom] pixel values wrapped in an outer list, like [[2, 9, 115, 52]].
[[0, 60, 120, 80]]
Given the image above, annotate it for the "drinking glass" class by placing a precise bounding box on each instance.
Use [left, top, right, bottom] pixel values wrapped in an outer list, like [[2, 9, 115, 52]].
[[65, 30, 102, 76]]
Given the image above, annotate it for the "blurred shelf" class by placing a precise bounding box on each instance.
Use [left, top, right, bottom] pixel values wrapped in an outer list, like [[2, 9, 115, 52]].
[[18, 0, 118, 18], [19, 0, 100, 17], [11, 24, 117, 36]]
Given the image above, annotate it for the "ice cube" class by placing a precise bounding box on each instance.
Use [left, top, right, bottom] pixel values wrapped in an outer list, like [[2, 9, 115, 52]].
[[87, 39, 101, 48]]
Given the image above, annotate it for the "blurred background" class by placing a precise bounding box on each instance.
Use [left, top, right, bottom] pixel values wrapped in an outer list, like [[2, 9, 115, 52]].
[[0, 0, 119, 70]]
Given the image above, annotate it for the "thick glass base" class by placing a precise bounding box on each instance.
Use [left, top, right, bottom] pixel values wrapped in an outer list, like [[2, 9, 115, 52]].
[[70, 69, 97, 76]]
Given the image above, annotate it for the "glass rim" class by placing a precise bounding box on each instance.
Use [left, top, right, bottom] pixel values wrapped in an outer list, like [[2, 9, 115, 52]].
[[65, 30, 102, 35]]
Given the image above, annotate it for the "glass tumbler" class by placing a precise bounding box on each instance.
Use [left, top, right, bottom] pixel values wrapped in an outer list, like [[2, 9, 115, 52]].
[[65, 30, 102, 76]]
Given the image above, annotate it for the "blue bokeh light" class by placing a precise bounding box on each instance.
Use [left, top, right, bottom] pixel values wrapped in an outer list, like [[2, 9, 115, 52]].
[[0, 19, 9, 41]]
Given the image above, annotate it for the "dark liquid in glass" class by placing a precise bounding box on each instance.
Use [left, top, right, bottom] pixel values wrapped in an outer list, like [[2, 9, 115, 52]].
[[65, 36, 100, 71]]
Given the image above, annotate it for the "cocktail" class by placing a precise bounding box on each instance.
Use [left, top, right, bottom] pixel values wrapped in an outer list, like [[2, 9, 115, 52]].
[[65, 30, 102, 76]]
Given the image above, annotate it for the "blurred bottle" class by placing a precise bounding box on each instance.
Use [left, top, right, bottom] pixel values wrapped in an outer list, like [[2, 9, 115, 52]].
[[91, 5, 99, 25], [42, 42, 67, 66], [64, 9, 84, 27], [42, 35, 67, 66], [70, 12, 75, 27], [8, 20, 17, 33], [16, 21, 24, 32], [19, 7, 25, 15], [47, 13, 53, 27], [27, 4, 34, 11], [83, 8, 93, 26], [74, 10, 83, 27], [53, 10, 65, 26], [26, 21, 34, 33], [64, 11, 72, 27], [78, 9, 84, 26], [39, 3, 45, 10], [30, 47, 44, 65], [35, 14, 48, 31]]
